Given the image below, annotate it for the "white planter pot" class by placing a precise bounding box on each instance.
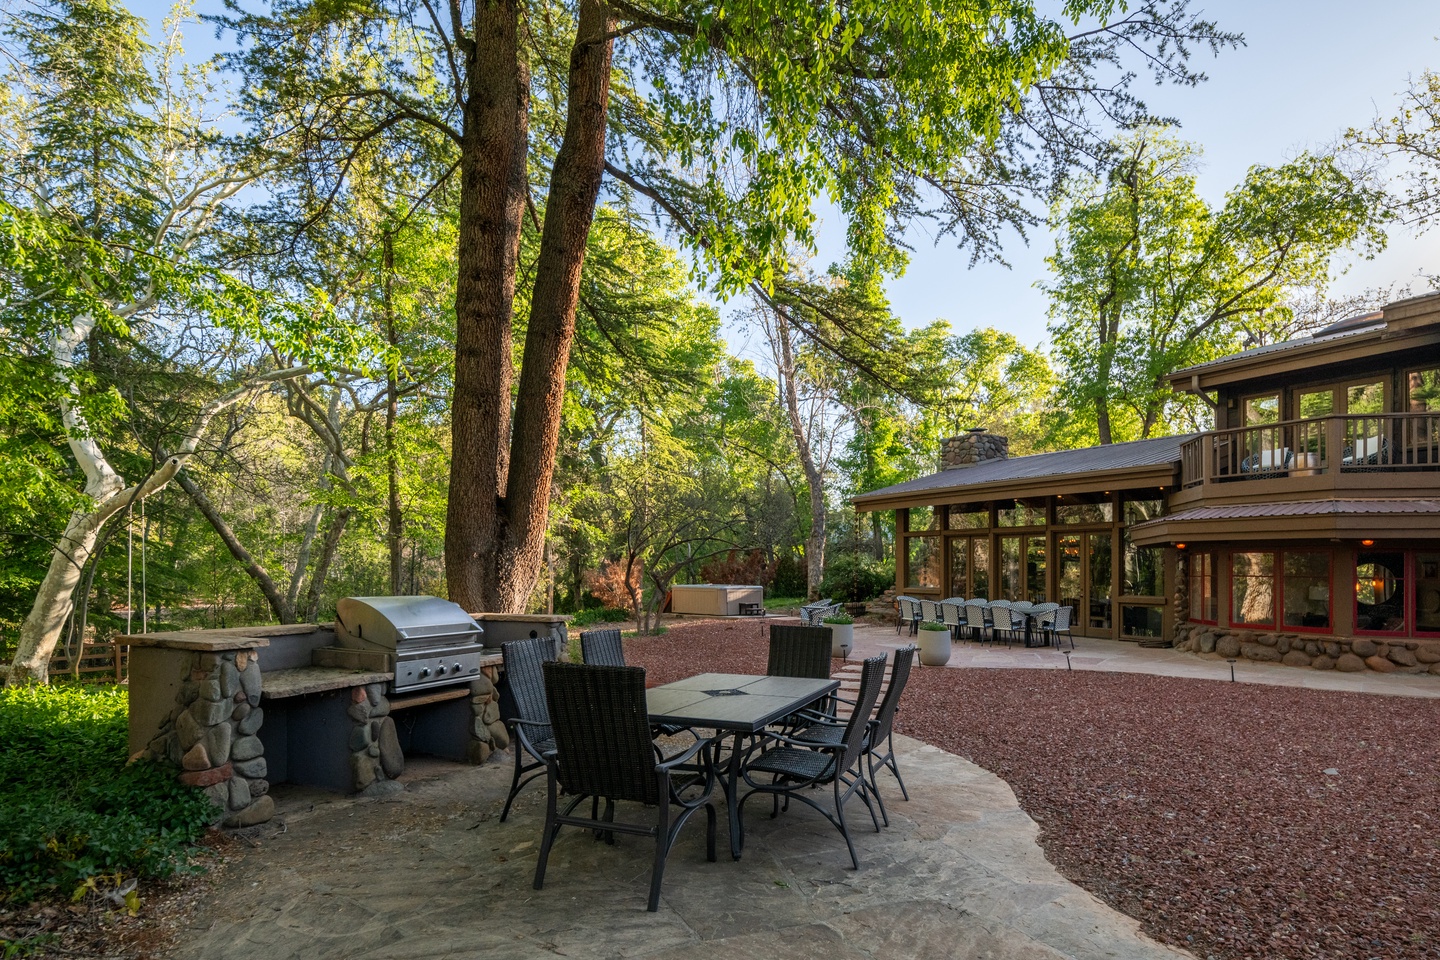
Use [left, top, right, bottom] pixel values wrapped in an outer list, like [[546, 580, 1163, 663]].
[[917, 629, 952, 666], [827, 622, 854, 658]]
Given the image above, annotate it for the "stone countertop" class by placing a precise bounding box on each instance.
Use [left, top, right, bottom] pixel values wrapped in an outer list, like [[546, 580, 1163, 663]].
[[124, 627, 312, 652], [260, 666, 394, 699]]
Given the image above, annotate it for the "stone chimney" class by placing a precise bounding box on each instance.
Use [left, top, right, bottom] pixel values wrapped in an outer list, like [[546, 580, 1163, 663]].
[[940, 428, 1009, 470]]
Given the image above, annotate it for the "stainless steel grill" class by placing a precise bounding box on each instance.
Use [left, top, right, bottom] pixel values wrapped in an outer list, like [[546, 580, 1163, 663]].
[[334, 596, 485, 694]]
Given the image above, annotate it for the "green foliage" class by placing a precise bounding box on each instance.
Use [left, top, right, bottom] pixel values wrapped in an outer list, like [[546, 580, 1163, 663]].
[[821, 613, 853, 625], [0, 685, 213, 903], [1044, 128, 1387, 444], [570, 607, 631, 627], [819, 553, 894, 603], [918, 621, 949, 632]]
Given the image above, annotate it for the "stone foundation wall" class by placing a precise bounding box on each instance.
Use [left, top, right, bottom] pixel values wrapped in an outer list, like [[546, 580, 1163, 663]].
[[1175, 623, 1440, 675], [141, 649, 273, 828], [468, 666, 509, 764]]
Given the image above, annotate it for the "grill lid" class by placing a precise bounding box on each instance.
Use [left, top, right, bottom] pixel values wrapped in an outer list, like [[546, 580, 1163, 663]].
[[335, 596, 483, 651]]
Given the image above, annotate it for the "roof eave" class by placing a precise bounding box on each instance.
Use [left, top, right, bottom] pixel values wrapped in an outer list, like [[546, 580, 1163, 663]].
[[853, 462, 1179, 513]]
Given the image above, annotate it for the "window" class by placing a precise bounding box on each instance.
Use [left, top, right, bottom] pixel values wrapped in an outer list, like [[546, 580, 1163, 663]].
[[1123, 541, 1164, 596], [905, 537, 941, 589], [1188, 552, 1217, 623], [1346, 381, 1386, 416], [1297, 388, 1334, 420], [1355, 551, 1405, 633], [1417, 552, 1440, 634], [1026, 537, 1047, 602], [1056, 500, 1113, 524], [1408, 368, 1440, 413], [996, 500, 1045, 527], [972, 539, 990, 599], [1121, 604, 1163, 639], [1281, 552, 1331, 630], [907, 506, 938, 532], [946, 509, 988, 530], [1000, 536, 1023, 600], [1122, 498, 1163, 526], [1244, 394, 1280, 426], [1231, 552, 1275, 626]]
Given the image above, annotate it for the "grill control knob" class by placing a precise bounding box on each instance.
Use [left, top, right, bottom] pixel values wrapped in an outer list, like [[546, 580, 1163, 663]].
[[437, 664, 447, 675], [453, 662, 462, 672], [419, 667, 431, 678]]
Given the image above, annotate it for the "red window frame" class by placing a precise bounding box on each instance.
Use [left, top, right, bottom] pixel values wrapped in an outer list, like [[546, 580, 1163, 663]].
[[1414, 551, 1440, 638], [1188, 551, 1217, 625], [1229, 551, 1276, 629], [1278, 550, 1333, 635], [1354, 549, 1408, 637]]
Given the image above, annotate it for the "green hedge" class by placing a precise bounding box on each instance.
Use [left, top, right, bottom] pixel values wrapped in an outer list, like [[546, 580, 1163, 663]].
[[570, 606, 630, 627], [819, 554, 895, 603], [0, 684, 214, 903]]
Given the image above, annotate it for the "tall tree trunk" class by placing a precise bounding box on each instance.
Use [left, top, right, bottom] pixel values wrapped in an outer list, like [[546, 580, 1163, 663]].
[[772, 317, 827, 600], [176, 472, 297, 623], [495, 0, 616, 610], [383, 230, 404, 594], [6, 338, 307, 684], [445, 0, 531, 612], [301, 507, 353, 622]]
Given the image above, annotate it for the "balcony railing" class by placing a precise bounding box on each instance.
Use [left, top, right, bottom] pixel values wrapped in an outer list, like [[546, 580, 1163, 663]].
[[1179, 412, 1440, 489]]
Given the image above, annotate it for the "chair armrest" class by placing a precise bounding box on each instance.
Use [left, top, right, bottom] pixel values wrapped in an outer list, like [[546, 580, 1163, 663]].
[[655, 735, 715, 773]]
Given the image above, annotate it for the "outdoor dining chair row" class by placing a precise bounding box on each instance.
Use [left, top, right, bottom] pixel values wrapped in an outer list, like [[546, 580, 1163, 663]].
[[499, 624, 918, 911], [895, 596, 1074, 649]]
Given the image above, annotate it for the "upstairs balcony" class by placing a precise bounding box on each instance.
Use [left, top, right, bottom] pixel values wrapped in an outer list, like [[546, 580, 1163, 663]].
[[1175, 412, 1440, 505]]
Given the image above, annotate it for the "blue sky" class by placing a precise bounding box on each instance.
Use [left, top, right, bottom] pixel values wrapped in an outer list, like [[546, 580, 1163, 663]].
[[134, 0, 1439, 352]]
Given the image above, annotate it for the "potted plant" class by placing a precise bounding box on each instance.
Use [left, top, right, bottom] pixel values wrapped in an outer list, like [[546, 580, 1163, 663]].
[[917, 621, 952, 666], [822, 613, 854, 659]]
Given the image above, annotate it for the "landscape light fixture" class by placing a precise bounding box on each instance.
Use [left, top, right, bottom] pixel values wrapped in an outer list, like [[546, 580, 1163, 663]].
[[1063, 650, 1073, 672], [1226, 658, 1237, 682], [1361, 539, 1375, 547]]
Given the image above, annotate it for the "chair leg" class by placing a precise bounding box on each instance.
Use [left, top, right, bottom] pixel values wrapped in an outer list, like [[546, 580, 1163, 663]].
[[833, 779, 860, 870], [532, 769, 561, 891], [647, 800, 673, 912], [866, 751, 891, 827], [501, 740, 530, 823]]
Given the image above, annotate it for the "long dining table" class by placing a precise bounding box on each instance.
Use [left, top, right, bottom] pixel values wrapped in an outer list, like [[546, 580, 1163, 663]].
[[646, 671, 839, 860]]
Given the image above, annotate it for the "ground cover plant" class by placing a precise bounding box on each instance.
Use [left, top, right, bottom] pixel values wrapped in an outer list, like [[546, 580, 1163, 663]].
[[626, 620, 1440, 960], [0, 685, 214, 905]]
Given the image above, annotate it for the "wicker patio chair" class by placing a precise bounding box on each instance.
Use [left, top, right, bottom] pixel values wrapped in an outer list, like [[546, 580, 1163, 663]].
[[793, 645, 916, 826], [532, 662, 717, 913], [939, 601, 964, 640], [963, 600, 989, 643], [1043, 605, 1076, 650], [895, 596, 921, 635], [767, 623, 833, 680], [499, 636, 558, 822], [579, 628, 624, 666], [863, 644, 915, 825], [988, 604, 1021, 646], [736, 654, 887, 869]]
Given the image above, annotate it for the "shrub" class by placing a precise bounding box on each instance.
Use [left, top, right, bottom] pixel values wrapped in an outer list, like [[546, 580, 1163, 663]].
[[699, 550, 773, 587], [821, 613, 854, 625], [0, 684, 214, 904], [570, 606, 630, 627], [918, 621, 949, 632], [818, 553, 894, 603], [583, 560, 640, 612], [770, 552, 807, 598]]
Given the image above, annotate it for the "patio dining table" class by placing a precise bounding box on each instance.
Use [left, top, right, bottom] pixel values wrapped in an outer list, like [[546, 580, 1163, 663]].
[[647, 672, 839, 860]]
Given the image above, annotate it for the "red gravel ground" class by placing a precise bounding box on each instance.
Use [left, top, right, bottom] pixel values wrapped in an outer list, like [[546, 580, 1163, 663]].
[[626, 620, 1440, 960]]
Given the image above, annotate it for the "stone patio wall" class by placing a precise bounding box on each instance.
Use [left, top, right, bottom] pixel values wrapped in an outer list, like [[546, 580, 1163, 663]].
[[1174, 623, 1440, 675]]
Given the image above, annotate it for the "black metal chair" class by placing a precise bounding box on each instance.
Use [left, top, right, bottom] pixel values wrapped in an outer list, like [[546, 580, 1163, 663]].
[[532, 662, 717, 913], [580, 627, 693, 740], [767, 623, 832, 679], [499, 636, 557, 822], [862, 644, 915, 826], [579, 628, 625, 666], [736, 654, 887, 869], [794, 645, 917, 827]]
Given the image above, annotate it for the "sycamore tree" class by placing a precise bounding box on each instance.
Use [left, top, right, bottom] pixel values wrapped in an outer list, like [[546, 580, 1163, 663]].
[[1043, 129, 1387, 445], [0, 0, 370, 684], [218, 0, 1238, 613]]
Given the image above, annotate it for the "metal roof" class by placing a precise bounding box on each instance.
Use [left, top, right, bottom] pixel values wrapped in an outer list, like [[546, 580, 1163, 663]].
[[853, 434, 1193, 506], [1136, 499, 1440, 526], [1168, 319, 1386, 381]]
